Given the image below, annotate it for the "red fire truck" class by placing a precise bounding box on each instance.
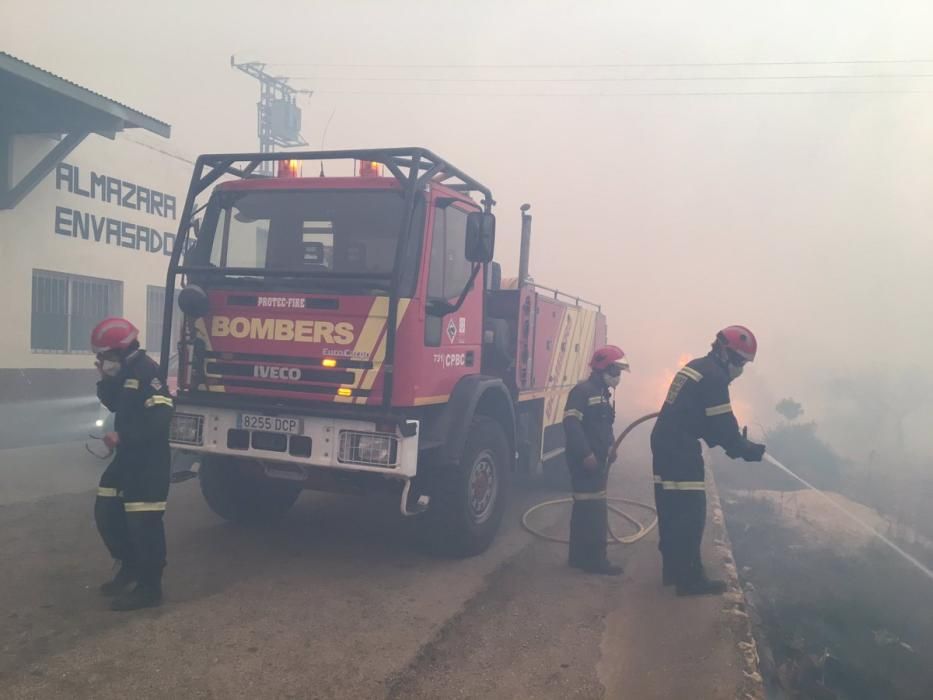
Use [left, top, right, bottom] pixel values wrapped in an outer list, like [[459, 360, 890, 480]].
[[163, 148, 606, 556]]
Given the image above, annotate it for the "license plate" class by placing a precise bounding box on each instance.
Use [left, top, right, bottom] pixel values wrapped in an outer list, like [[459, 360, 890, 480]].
[[237, 414, 303, 434]]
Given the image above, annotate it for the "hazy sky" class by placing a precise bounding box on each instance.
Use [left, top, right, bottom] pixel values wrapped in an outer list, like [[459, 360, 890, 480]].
[[4, 0, 933, 457]]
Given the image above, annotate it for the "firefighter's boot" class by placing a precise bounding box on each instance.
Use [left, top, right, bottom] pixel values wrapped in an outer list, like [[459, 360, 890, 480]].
[[111, 579, 162, 611], [99, 562, 136, 597], [676, 575, 727, 597]]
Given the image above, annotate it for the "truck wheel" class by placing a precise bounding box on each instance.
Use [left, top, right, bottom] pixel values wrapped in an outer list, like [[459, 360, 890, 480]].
[[199, 456, 301, 524], [424, 417, 510, 557]]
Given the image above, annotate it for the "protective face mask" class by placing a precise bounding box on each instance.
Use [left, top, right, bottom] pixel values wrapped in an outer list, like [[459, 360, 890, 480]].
[[101, 360, 122, 377], [727, 363, 744, 380], [604, 372, 621, 388]]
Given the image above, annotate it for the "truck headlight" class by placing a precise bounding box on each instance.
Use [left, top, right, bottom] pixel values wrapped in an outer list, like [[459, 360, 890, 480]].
[[170, 413, 204, 446], [338, 431, 398, 467]]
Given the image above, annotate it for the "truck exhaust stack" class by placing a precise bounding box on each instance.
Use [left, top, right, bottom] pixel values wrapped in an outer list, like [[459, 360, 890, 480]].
[[518, 203, 532, 286]]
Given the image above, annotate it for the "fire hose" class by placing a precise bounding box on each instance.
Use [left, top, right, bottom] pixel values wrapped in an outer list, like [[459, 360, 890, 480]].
[[521, 412, 661, 545], [85, 432, 114, 460], [521, 410, 933, 583]]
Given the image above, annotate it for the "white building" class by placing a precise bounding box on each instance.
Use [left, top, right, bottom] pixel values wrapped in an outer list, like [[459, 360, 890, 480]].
[[0, 52, 191, 401]]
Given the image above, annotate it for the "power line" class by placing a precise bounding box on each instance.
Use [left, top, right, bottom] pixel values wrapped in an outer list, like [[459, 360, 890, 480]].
[[124, 137, 195, 165], [268, 58, 933, 70], [314, 88, 933, 98], [290, 72, 933, 84]]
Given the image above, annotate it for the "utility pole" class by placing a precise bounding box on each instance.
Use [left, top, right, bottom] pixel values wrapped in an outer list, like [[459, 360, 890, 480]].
[[231, 56, 313, 173]]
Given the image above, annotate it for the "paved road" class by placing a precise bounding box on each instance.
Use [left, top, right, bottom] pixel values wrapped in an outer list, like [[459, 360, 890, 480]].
[[0, 397, 104, 450], [0, 443, 757, 699], [0, 441, 105, 506]]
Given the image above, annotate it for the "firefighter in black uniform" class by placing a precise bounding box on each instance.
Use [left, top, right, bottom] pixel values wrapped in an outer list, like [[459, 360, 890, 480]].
[[651, 325, 765, 596], [562, 345, 629, 575], [91, 317, 174, 611]]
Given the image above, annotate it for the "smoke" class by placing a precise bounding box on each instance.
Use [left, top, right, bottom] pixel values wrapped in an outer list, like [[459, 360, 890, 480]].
[[4, 0, 933, 462]]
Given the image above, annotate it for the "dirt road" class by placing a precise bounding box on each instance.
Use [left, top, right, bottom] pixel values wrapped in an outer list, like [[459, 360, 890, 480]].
[[0, 442, 757, 699]]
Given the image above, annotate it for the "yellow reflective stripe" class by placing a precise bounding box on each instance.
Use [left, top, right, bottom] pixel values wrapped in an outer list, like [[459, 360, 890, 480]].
[[123, 379, 140, 390], [660, 480, 706, 491], [123, 501, 167, 512], [563, 409, 584, 420], [679, 366, 703, 382], [653, 474, 662, 484], [573, 491, 608, 501], [705, 403, 733, 417], [144, 395, 175, 409], [97, 487, 119, 497], [587, 396, 604, 405]]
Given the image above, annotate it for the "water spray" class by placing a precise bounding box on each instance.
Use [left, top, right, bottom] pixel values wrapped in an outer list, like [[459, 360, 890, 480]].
[[522, 411, 933, 585], [763, 453, 933, 583]]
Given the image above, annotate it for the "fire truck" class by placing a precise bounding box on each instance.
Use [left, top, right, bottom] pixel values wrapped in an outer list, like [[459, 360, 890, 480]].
[[163, 148, 606, 556]]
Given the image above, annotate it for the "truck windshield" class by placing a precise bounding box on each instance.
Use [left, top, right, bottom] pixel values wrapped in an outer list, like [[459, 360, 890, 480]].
[[194, 188, 423, 294]]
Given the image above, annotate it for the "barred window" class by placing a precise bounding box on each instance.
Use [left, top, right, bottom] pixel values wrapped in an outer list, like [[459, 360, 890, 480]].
[[146, 285, 179, 359], [31, 270, 122, 353]]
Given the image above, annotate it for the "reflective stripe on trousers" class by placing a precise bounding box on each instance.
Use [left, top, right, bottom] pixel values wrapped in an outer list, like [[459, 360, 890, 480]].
[[124, 501, 167, 513], [652, 475, 706, 491]]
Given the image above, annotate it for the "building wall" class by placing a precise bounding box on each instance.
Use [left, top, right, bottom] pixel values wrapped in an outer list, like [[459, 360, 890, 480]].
[[0, 133, 192, 399]]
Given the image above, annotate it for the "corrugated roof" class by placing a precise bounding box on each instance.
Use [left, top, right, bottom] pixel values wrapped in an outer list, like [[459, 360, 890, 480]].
[[0, 51, 170, 138]]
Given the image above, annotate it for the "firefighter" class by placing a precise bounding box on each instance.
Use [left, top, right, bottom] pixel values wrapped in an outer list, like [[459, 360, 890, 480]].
[[651, 325, 765, 596], [91, 317, 174, 611], [562, 345, 629, 575]]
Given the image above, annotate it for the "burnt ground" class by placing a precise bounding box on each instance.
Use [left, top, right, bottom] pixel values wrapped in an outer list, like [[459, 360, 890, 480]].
[[717, 481, 933, 700]]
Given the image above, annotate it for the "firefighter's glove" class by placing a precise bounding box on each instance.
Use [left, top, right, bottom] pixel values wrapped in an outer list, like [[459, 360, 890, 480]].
[[743, 441, 766, 462], [582, 454, 600, 471], [725, 443, 744, 459]]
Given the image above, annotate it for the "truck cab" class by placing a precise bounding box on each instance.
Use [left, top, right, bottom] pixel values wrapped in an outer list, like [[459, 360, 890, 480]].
[[164, 148, 603, 556]]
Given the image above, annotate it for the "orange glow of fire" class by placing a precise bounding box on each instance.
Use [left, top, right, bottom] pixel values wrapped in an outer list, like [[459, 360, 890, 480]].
[[637, 352, 695, 409]]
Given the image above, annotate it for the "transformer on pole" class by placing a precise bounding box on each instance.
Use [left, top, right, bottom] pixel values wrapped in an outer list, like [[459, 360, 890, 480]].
[[231, 56, 312, 173]]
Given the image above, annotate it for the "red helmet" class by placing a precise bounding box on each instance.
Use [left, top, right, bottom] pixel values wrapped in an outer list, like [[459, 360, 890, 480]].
[[91, 317, 139, 354], [590, 344, 630, 371], [716, 325, 757, 362]]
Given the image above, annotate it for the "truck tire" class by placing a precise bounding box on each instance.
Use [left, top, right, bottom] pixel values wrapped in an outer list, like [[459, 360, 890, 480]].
[[199, 456, 301, 524], [423, 417, 510, 557]]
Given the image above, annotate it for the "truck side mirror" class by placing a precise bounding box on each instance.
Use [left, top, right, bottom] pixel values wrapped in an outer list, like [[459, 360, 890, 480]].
[[178, 284, 210, 318], [466, 212, 495, 263]]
